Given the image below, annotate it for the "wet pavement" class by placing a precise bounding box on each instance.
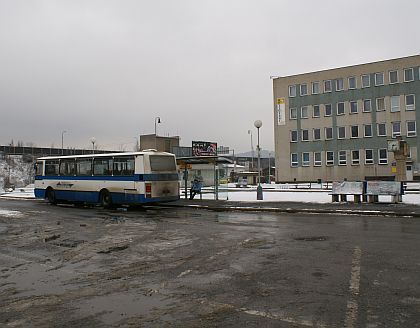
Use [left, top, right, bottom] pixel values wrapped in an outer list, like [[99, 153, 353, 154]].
[[1, 198, 420, 327]]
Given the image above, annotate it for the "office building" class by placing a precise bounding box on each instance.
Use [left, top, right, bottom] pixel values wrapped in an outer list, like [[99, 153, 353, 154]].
[[272, 55, 420, 182]]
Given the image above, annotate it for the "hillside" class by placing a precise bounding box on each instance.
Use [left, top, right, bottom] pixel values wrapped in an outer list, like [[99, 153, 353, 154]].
[[0, 155, 35, 191]]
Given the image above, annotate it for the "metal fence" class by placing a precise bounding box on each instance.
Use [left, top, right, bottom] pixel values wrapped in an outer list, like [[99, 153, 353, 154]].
[[0, 145, 116, 158]]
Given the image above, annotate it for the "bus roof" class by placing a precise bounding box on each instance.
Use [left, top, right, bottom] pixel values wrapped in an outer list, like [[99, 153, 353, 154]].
[[36, 150, 175, 161]]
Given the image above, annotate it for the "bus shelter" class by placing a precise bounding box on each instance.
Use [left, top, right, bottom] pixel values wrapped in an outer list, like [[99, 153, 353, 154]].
[[177, 156, 233, 200]]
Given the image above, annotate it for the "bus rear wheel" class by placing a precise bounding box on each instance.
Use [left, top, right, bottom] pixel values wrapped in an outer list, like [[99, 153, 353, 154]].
[[46, 188, 57, 205], [100, 190, 112, 208]]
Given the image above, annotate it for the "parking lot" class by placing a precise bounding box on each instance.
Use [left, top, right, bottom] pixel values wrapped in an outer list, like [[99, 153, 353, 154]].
[[1, 198, 420, 327]]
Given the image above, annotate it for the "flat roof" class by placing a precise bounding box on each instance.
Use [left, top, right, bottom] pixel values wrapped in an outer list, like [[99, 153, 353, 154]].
[[272, 54, 420, 79], [177, 156, 233, 165]]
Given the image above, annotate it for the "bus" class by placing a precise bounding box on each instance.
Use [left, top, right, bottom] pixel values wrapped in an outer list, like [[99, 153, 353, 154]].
[[34, 150, 179, 206]]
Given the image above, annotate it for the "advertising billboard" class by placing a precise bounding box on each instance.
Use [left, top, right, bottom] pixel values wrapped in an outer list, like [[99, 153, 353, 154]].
[[192, 141, 217, 156]]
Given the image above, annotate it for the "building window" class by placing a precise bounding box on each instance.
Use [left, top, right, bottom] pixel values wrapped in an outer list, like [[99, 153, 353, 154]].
[[337, 102, 345, 115], [404, 68, 414, 82], [290, 130, 298, 142], [407, 121, 417, 137], [377, 123, 387, 136], [406, 94, 415, 111], [301, 106, 309, 118], [312, 81, 320, 94], [324, 80, 332, 93], [363, 99, 372, 112], [376, 97, 385, 111], [365, 149, 374, 165], [291, 153, 298, 167], [325, 127, 333, 140], [302, 152, 310, 166], [351, 125, 359, 138], [361, 74, 370, 88], [338, 150, 347, 165], [350, 101, 358, 114], [392, 121, 401, 138], [300, 84, 308, 96], [336, 78, 344, 91], [348, 76, 357, 89], [313, 105, 320, 117], [289, 85, 297, 97], [290, 107, 297, 119], [378, 149, 388, 165], [302, 129, 309, 141], [326, 151, 334, 166], [374, 72, 384, 86], [364, 124, 372, 137], [389, 70, 399, 84], [314, 152, 322, 166], [351, 150, 360, 165], [313, 128, 321, 140], [325, 104, 332, 116], [391, 96, 400, 112], [337, 126, 346, 139]]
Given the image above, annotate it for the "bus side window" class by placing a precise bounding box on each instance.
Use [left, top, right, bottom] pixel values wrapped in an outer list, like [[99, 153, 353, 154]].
[[60, 159, 76, 176], [35, 162, 44, 175], [93, 157, 113, 176], [45, 160, 59, 176], [76, 158, 93, 176], [113, 157, 134, 176]]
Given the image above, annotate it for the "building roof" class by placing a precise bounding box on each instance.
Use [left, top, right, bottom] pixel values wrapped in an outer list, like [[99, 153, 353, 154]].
[[271, 54, 420, 79]]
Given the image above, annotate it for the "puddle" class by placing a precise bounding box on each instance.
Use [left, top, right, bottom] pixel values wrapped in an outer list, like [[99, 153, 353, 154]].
[[76, 292, 173, 324], [293, 236, 328, 242], [2, 262, 78, 297]]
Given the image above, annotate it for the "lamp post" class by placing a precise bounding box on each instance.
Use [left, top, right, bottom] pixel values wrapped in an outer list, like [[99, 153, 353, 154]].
[[247, 129, 254, 170], [61, 130, 67, 155], [90, 137, 96, 154], [254, 120, 263, 200], [154, 117, 161, 150]]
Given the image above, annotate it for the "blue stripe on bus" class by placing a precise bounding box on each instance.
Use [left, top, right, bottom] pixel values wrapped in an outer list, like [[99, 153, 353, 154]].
[[34, 173, 179, 182], [34, 188, 179, 204]]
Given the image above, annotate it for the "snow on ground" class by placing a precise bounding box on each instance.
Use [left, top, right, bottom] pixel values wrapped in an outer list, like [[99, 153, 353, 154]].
[[0, 209, 24, 218], [1, 183, 419, 205]]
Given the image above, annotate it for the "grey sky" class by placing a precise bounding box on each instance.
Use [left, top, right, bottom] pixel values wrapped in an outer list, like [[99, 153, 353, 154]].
[[1, 0, 419, 152]]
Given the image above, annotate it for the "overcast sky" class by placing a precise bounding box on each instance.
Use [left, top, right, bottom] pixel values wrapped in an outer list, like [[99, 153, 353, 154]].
[[0, 0, 419, 153]]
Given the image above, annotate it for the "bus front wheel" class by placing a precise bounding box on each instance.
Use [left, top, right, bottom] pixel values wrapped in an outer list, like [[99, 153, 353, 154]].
[[46, 188, 57, 205], [100, 190, 112, 208]]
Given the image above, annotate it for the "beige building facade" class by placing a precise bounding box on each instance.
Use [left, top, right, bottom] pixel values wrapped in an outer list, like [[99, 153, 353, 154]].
[[139, 134, 180, 153], [272, 55, 420, 182]]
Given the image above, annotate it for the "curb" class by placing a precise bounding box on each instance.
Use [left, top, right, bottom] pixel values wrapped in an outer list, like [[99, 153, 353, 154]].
[[160, 202, 420, 218]]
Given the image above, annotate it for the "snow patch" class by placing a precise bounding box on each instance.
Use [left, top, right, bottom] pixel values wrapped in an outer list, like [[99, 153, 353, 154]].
[[0, 209, 24, 218]]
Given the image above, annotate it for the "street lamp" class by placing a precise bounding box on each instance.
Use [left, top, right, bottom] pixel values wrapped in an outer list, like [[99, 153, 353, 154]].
[[90, 137, 96, 154], [61, 130, 67, 155], [254, 120, 263, 200], [247, 129, 254, 171], [155, 117, 161, 150]]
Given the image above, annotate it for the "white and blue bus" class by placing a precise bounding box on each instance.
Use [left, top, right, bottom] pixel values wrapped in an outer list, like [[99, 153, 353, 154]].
[[34, 151, 179, 206]]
